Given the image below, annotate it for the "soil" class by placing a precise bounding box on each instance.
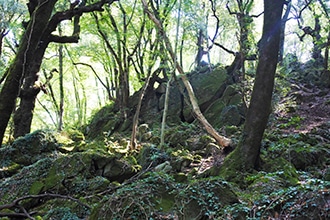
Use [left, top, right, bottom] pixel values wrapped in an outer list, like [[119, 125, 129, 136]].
[[278, 82, 330, 134]]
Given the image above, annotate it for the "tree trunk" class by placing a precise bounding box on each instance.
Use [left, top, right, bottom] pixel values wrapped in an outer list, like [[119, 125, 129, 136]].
[[58, 43, 64, 131], [160, 76, 172, 148], [196, 29, 205, 66], [279, 1, 291, 63], [219, 0, 284, 179], [312, 17, 323, 64], [13, 37, 50, 138], [0, 0, 57, 144], [0, 0, 118, 144]]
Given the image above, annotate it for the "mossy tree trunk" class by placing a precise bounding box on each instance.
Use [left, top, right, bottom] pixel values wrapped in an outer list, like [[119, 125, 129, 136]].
[[219, 0, 284, 179], [0, 0, 118, 145]]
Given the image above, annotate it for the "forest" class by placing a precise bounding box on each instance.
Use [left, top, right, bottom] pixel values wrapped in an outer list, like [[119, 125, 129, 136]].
[[0, 0, 329, 219]]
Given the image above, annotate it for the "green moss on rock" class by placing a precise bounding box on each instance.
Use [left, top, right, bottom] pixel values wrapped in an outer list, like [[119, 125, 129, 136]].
[[29, 181, 44, 195]]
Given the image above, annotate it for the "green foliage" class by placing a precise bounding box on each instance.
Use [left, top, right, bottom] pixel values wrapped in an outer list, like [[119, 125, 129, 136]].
[[44, 207, 80, 220], [263, 131, 329, 171], [0, 158, 53, 203], [0, 0, 25, 34], [175, 178, 238, 218], [86, 103, 119, 139], [29, 181, 44, 195], [218, 170, 330, 219], [137, 144, 169, 169], [277, 115, 302, 129]]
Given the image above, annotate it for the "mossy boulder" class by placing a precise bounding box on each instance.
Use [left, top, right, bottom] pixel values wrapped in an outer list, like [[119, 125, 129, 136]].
[[262, 157, 299, 186], [137, 144, 169, 169], [204, 85, 246, 128], [86, 67, 234, 136], [86, 103, 122, 139], [90, 174, 239, 219], [0, 130, 58, 166], [90, 173, 178, 220], [0, 158, 56, 216], [0, 145, 140, 219], [175, 178, 239, 219], [0, 130, 60, 178], [182, 67, 229, 122]]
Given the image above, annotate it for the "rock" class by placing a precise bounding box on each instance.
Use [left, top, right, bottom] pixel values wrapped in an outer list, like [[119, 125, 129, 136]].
[[137, 124, 153, 141], [220, 105, 242, 126], [90, 174, 239, 220], [137, 145, 169, 169], [86, 66, 241, 137], [0, 130, 58, 168], [154, 161, 172, 173]]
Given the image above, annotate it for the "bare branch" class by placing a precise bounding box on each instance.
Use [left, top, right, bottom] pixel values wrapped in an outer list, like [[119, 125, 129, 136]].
[[0, 193, 90, 219], [73, 62, 115, 101], [45, 0, 119, 37], [208, 0, 220, 46], [213, 41, 236, 55]]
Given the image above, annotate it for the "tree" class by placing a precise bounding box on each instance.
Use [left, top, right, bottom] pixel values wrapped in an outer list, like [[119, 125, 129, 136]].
[[279, 0, 292, 63], [142, 0, 232, 148], [0, 0, 25, 84], [0, 0, 118, 145], [226, 0, 261, 81], [218, 0, 284, 179], [293, 0, 329, 66]]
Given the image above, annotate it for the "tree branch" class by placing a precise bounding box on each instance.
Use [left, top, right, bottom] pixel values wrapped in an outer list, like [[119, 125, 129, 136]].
[[49, 34, 79, 43], [45, 0, 118, 37], [213, 42, 236, 55], [73, 62, 115, 101], [0, 193, 90, 219]]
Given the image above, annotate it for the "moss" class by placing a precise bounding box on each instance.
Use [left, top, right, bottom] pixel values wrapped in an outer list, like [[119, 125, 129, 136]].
[[216, 148, 248, 185], [324, 168, 330, 181], [29, 181, 44, 194], [0, 161, 21, 177], [66, 128, 85, 141], [44, 207, 80, 220], [154, 187, 176, 212], [262, 157, 299, 186], [173, 172, 188, 182], [7, 130, 58, 166], [204, 100, 226, 127], [137, 144, 169, 169], [44, 166, 65, 191], [176, 177, 239, 219], [86, 103, 122, 139], [0, 158, 53, 203]]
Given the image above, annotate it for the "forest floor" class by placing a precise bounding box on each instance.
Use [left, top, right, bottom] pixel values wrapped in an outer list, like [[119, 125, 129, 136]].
[[192, 81, 330, 175], [277, 81, 330, 134], [1, 67, 329, 219]]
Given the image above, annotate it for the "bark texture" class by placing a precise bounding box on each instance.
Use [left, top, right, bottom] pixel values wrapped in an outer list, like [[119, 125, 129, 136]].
[[219, 0, 284, 178]]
